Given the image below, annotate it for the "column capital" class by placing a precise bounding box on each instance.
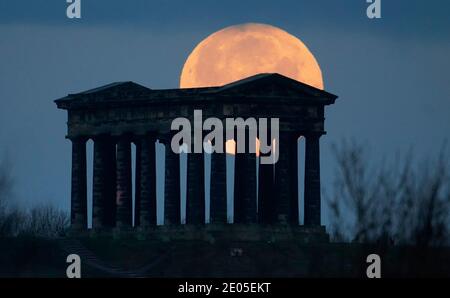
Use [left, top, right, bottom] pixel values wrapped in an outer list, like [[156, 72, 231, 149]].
[[157, 131, 176, 144], [117, 132, 134, 141], [132, 131, 157, 144], [136, 131, 157, 138], [69, 136, 89, 143], [278, 130, 301, 141], [303, 131, 325, 138], [91, 134, 112, 142]]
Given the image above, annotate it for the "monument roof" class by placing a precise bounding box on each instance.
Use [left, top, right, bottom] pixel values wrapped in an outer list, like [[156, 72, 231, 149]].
[[55, 73, 337, 109]]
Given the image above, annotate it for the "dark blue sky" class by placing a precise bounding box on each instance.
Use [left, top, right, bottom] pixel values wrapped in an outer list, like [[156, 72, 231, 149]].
[[0, 0, 449, 224]]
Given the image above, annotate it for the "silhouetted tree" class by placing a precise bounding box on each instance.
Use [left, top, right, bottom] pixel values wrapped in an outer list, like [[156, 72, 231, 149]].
[[0, 154, 69, 238], [0, 156, 12, 209], [19, 204, 69, 238], [327, 140, 450, 248], [0, 155, 18, 236]]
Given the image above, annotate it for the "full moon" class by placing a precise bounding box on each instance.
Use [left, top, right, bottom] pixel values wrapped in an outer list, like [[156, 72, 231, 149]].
[[180, 23, 324, 89]]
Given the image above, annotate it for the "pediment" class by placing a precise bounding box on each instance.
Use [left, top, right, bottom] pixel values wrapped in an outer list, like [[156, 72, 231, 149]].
[[211, 73, 336, 101]]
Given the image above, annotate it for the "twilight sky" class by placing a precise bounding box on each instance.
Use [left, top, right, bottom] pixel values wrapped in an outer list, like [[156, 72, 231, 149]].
[[0, 0, 449, 225]]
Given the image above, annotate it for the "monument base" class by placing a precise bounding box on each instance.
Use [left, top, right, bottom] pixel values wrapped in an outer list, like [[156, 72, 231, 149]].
[[72, 224, 329, 243]]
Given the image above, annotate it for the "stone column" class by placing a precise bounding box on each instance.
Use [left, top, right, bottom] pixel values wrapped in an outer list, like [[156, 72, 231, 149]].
[[258, 154, 275, 225], [103, 138, 116, 227], [289, 133, 300, 225], [274, 131, 299, 225], [304, 133, 321, 226], [70, 137, 87, 231], [139, 134, 157, 227], [163, 137, 181, 225], [134, 140, 141, 227], [258, 121, 275, 224], [210, 139, 227, 224], [92, 136, 116, 229], [234, 129, 257, 224], [92, 136, 107, 229], [116, 135, 132, 229], [186, 150, 205, 224]]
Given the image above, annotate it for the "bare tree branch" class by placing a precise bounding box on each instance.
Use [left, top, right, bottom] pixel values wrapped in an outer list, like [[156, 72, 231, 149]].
[[327, 140, 450, 247]]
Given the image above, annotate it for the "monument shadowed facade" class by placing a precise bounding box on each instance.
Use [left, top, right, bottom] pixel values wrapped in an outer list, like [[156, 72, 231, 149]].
[[55, 73, 337, 242]]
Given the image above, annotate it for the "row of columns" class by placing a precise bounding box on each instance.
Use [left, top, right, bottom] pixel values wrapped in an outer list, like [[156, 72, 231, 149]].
[[69, 131, 322, 231]]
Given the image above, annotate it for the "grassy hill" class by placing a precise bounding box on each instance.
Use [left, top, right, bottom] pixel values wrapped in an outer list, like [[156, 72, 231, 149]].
[[0, 236, 449, 278]]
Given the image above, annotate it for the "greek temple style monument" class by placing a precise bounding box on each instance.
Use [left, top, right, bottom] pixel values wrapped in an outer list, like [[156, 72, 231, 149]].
[[55, 73, 337, 241]]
